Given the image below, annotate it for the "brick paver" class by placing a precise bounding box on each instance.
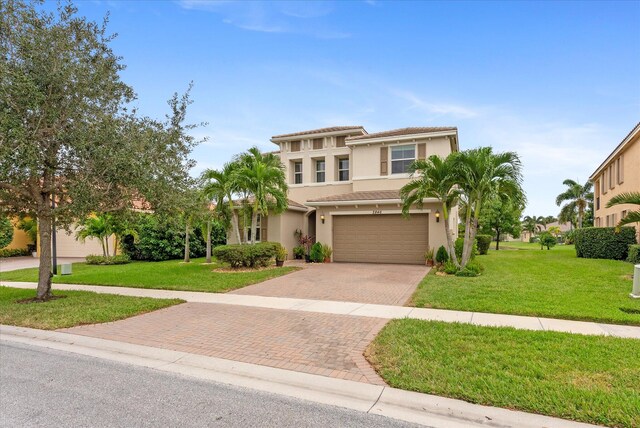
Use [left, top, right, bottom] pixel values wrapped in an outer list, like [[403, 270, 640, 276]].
[[232, 262, 428, 306], [61, 303, 388, 385]]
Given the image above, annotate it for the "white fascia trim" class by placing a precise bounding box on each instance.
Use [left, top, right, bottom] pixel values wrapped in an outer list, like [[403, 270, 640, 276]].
[[352, 174, 411, 181], [345, 130, 457, 146], [289, 181, 352, 188], [287, 206, 309, 213], [589, 123, 640, 180], [271, 128, 366, 144], [332, 209, 430, 215], [306, 197, 440, 207]]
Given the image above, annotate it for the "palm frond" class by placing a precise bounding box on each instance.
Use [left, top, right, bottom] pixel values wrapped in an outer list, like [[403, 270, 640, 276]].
[[606, 192, 640, 208]]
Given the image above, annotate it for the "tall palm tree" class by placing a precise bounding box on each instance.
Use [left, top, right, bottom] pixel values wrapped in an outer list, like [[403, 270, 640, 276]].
[[521, 215, 540, 235], [236, 147, 288, 244], [76, 214, 113, 257], [401, 155, 462, 267], [555, 179, 593, 229], [454, 147, 524, 266], [606, 192, 640, 227]]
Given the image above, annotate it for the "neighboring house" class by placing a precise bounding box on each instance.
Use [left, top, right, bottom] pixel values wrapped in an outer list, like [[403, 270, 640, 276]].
[[5, 217, 31, 251], [590, 122, 640, 240], [520, 221, 572, 242], [230, 126, 460, 264]]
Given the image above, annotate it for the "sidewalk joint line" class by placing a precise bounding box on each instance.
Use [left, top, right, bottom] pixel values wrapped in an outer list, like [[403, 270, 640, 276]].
[[367, 386, 386, 414]]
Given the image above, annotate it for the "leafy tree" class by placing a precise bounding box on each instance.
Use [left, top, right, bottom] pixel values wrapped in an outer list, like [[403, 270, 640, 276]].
[[0, 216, 13, 248], [606, 192, 640, 227], [0, 1, 200, 299], [235, 147, 288, 244], [401, 155, 461, 267], [454, 148, 524, 267], [479, 197, 523, 250], [556, 179, 593, 229], [539, 232, 556, 250]]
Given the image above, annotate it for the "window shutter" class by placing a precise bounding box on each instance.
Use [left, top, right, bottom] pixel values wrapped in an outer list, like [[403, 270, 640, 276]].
[[609, 165, 614, 190], [336, 136, 346, 147], [619, 155, 624, 183], [313, 138, 323, 150], [291, 141, 301, 152], [417, 143, 426, 160], [380, 147, 388, 175]]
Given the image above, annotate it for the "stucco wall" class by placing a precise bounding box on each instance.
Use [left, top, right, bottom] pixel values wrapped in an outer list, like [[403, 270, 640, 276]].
[[6, 217, 32, 250]]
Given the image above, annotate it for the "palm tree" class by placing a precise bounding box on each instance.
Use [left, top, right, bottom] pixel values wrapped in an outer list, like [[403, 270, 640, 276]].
[[454, 147, 524, 266], [202, 162, 243, 245], [555, 179, 593, 228], [558, 203, 578, 229], [606, 192, 640, 227], [236, 147, 288, 244], [401, 155, 462, 267], [521, 215, 540, 235], [76, 214, 114, 257]]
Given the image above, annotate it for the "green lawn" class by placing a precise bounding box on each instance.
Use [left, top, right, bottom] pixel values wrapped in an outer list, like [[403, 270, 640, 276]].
[[0, 286, 182, 330], [0, 258, 299, 293], [367, 319, 640, 428], [412, 244, 640, 325]]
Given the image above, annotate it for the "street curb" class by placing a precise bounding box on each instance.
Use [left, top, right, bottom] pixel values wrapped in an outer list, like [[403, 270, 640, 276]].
[[1, 325, 597, 428]]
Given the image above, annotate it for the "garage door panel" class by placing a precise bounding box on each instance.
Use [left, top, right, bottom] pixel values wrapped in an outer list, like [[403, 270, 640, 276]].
[[333, 214, 428, 264]]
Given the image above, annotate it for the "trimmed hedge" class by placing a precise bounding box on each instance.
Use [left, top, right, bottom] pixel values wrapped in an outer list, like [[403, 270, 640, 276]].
[[628, 245, 640, 264], [85, 254, 131, 265], [475, 235, 492, 255], [455, 237, 478, 261], [574, 227, 637, 260], [213, 242, 279, 268], [0, 248, 30, 258]]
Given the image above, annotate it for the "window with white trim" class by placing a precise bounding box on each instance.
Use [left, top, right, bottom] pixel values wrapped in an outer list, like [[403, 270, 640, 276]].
[[293, 161, 302, 184], [316, 159, 325, 183], [338, 158, 349, 181], [391, 145, 415, 174]]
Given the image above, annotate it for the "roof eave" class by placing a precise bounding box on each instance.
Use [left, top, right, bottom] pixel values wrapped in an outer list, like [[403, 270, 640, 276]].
[[271, 127, 367, 144], [306, 197, 440, 207], [345, 130, 458, 146], [589, 122, 640, 180]]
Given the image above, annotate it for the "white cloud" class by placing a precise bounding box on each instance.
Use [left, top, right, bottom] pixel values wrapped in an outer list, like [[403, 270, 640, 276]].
[[391, 89, 480, 119]]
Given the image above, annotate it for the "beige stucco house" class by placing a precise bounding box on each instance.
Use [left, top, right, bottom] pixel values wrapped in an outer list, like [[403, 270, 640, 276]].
[[590, 122, 640, 240], [230, 126, 460, 264]]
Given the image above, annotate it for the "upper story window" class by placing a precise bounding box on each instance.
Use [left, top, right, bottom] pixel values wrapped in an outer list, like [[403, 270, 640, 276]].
[[294, 161, 303, 184], [338, 158, 349, 181], [312, 138, 323, 150], [290, 141, 301, 152], [391, 145, 416, 174], [316, 159, 326, 183], [336, 136, 346, 148]]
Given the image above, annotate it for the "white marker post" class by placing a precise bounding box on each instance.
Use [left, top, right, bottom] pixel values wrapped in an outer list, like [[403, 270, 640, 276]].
[[632, 264, 640, 299]]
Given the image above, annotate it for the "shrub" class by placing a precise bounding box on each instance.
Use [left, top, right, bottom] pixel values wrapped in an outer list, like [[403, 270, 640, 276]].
[[574, 227, 637, 260], [465, 260, 484, 275], [0, 248, 30, 258], [475, 234, 492, 255], [121, 214, 206, 261], [455, 237, 477, 261], [628, 245, 640, 264], [443, 260, 458, 275], [455, 267, 478, 277], [85, 254, 131, 265], [213, 242, 279, 268], [321, 244, 333, 261], [529, 236, 539, 243], [539, 232, 557, 250], [309, 242, 324, 263], [435, 245, 449, 264], [275, 244, 288, 261], [562, 230, 576, 245], [0, 216, 13, 249], [293, 246, 305, 259]]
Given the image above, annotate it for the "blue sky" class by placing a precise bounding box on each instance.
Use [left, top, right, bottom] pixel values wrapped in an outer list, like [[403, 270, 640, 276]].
[[59, 1, 639, 217]]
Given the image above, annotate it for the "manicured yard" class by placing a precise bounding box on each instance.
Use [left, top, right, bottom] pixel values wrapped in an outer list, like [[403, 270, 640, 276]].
[[367, 319, 640, 428], [411, 244, 640, 325], [0, 258, 299, 293], [0, 286, 182, 330]]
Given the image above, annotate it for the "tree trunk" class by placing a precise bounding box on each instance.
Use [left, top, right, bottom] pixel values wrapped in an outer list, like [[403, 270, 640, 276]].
[[460, 204, 473, 267], [250, 211, 258, 245], [442, 205, 460, 268], [99, 238, 106, 258], [461, 202, 481, 267], [228, 202, 242, 245], [206, 220, 212, 264], [577, 207, 583, 229], [37, 214, 53, 300], [184, 220, 191, 263], [104, 236, 110, 258], [113, 235, 118, 257], [495, 229, 501, 250]]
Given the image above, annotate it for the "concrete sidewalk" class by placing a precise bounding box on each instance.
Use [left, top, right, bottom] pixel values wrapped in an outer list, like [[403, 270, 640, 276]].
[[3, 281, 640, 339], [0, 325, 598, 428]]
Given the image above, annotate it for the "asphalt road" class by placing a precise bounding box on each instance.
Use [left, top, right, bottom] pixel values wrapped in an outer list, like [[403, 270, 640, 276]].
[[0, 341, 421, 428]]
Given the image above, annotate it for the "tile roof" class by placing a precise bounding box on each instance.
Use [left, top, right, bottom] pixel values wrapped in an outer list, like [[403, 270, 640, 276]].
[[346, 127, 457, 141], [272, 126, 365, 139], [307, 190, 401, 203]]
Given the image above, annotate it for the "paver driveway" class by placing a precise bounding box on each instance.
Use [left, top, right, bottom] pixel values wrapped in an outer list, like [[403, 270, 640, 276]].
[[62, 303, 388, 385], [232, 262, 428, 306]]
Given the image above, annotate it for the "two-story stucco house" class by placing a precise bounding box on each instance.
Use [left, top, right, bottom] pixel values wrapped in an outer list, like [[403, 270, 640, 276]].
[[230, 126, 460, 265], [590, 122, 640, 240]]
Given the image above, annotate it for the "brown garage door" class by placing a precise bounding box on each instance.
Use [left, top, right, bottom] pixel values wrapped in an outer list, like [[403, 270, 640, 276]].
[[333, 214, 429, 264]]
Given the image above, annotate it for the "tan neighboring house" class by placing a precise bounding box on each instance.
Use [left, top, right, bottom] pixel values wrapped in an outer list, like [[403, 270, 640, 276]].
[[520, 221, 572, 242], [590, 122, 640, 240], [229, 126, 460, 264]]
